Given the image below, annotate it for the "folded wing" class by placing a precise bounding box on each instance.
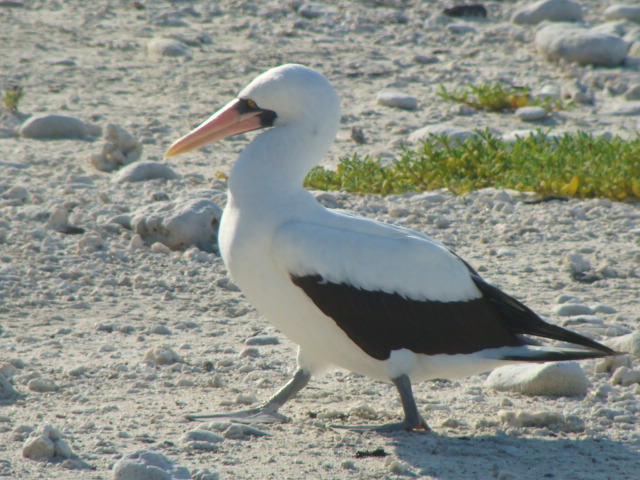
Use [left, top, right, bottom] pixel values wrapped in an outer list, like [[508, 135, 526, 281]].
[[274, 215, 615, 361]]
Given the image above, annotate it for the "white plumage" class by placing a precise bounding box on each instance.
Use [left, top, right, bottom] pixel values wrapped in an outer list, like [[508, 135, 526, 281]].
[[166, 64, 614, 431]]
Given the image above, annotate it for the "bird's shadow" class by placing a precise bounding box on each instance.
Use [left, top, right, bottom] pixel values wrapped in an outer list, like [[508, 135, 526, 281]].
[[384, 431, 639, 480]]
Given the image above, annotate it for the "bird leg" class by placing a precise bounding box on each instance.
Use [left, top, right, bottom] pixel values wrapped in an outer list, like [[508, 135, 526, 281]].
[[186, 368, 311, 424], [332, 374, 430, 433]]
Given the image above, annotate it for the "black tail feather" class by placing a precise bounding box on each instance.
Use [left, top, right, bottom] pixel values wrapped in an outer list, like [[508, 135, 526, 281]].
[[472, 275, 615, 356]]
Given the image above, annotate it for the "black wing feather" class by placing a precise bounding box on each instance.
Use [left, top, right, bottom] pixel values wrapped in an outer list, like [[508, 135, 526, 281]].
[[291, 273, 614, 361]]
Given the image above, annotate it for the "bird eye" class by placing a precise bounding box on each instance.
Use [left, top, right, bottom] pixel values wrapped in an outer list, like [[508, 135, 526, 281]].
[[246, 99, 257, 109]]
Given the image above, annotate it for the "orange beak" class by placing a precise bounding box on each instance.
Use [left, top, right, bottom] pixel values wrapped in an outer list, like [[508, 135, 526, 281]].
[[165, 99, 264, 158]]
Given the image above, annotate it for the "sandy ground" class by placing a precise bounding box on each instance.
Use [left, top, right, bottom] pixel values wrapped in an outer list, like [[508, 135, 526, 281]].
[[1, 1, 639, 479]]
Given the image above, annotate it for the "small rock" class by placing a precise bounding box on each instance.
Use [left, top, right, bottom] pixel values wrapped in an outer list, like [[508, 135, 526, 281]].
[[112, 161, 179, 183], [245, 336, 280, 346], [592, 304, 617, 315], [552, 303, 593, 316], [511, 0, 582, 25], [350, 126, 366, 144], [235, 392, 258, 405], [562, 252, 591, 274], [603, 5, 640, 23], [624, 84, 640, 101], [180, 429, 224, 451], [298, 3, 337, 19], [611, 366, 640, 386], [408, 124, 477, 144], [606, 332, 640, 358], [22, 436, 54, 461], [191, 469, 219, 480], [144, 345, 181, 365], [113, 449, 192, 480], [515, 106, 548, 122], [19, 114, 100, 139], [385, 457, 412, 474], [341, 460, 357, 470], [376, 90, 418, 110], [486, 362, 589, 396], [147, 38, 191, 58], [150, 242, 172, 254], [413, 54, 439, 64], [131, 194, 221, 252], [534, 84, 561, 100], [499, 410, 583, 432], [149, 324, 172, 335], [1, 185, 29, 203], [90, 124, 143, 172], [0, 373, 20, 400], [67, 366, 89, 377], [27, 378, 59, 393], [594, 355, 633, 373], [535, 24, 628, 67], [46, 205, 84, 235], [222, 423, 269, 439]]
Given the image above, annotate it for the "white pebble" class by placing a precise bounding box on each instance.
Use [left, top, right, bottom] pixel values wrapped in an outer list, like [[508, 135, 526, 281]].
[[112, 161, 179, 183], [144, 345, 181, 365], [511, 0, 583, 25], [149, 324, 172, 335], [235, 392, 258, 405], [498, 410, 583, 432], [180, 429, 224, 443], [245, 335, 280, 346], [408, 124, 477, 144], [113, 449, 191, 480], [147, 38, 191, 58], [603, 5, 640, 23], [552, 303, 593, 316], [611, 366, 640, 386], [27, 378, 59, 393], [19, 114, 100, 139], [1, 185, 29, 203], [22, 435, 55, 461], [515, 106, 548, 122], [91, 124, 143, 172], [486, 362, 589, 396], [376, 90, 418, 110], [535, 24, 628, 67], [385, 457, 411, 474], [562, 252, 591, 274], [606, 332, 640, 358], [298, 3, 337, 19], [67, 366, 89, 377], [131, 195, 222, 253]]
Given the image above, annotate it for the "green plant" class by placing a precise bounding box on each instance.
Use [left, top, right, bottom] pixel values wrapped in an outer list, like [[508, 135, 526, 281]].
[[3, 85, 24, 114], [437, 83, 562, 112], [304, 131, 640, 200]]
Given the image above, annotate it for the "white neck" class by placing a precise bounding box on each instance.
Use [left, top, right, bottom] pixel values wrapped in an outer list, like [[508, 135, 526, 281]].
[[227, 118, 337, 207]]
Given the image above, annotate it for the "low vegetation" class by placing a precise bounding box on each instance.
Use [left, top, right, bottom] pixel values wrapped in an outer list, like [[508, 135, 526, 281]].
[[3, 85, 24, 114], [304, 131, 640, 201], [437, 83, 562, 112]]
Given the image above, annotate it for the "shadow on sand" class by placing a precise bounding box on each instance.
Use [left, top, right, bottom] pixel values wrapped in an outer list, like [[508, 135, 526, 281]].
[[384, 431, 639, 480]]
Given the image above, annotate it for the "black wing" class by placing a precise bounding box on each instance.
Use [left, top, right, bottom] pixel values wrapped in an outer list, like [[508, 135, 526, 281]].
[[291, 273, 614, 361]]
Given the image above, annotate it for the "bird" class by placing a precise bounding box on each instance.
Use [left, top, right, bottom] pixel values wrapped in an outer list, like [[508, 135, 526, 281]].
[[165, 64, 615, 432]]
